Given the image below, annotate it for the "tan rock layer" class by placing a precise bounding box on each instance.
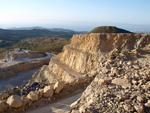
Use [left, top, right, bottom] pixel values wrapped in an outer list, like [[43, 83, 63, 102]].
[[29, 33, 150, 85]]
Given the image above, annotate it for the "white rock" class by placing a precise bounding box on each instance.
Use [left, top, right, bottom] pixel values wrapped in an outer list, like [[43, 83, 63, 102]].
[[6, 95, 23, 108], [132, 80, 138, 85], [54, 81, 65, 93], [70, 101, 78, 108], [43, 85, 53, 97], [133, 65, 140, 70], [27, 91, 39, 101]]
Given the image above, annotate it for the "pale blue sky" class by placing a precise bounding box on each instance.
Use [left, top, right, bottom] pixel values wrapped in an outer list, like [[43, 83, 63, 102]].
[[0, 0, 150, 31]]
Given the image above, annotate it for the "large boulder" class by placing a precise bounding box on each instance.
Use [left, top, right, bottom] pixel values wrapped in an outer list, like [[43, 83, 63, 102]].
[[54, 81, 65, 93], [6, 95, 23, 108], [0, 101, 7, 112], [27, 91, 39, 101], [43, 85, 53, 97]]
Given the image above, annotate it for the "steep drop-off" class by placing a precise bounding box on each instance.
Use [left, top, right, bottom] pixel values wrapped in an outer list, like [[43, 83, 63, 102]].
[[29, 33, 150, 85]]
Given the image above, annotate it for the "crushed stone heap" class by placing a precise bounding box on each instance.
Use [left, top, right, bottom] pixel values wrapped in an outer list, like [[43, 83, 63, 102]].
[[70, 57, 150, 113]]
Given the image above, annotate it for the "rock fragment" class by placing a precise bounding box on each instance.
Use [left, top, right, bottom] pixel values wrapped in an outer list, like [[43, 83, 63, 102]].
[[43, 85, 53, 97], [6, 95, 23, 108], [112, 78, 131, 88], [134, 105, 144, 113], [27, 91, 39, 101], [99, 77, 112, 84], [145, 100, 150, 107], [54, 81, 65, 93], [137, 96, 144, 103], [123, 104, 134, 112], [37, 89, 43, 99]]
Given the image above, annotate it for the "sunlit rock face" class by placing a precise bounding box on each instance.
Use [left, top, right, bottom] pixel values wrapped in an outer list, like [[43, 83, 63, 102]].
[[29, 33, 150, 85]]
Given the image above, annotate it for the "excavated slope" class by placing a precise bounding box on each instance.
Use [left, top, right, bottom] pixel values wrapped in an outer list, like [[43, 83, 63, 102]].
[[29, 33, 150, 85]]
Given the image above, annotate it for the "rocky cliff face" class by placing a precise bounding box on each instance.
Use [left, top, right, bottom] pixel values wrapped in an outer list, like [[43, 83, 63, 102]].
[[29, 33, 150, 85]]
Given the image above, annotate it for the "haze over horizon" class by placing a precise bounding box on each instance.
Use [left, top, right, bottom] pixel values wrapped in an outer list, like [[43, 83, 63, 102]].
[[0, 0, 150, 32]]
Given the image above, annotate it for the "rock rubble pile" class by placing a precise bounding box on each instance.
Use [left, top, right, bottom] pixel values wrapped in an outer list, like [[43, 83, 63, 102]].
[[70, 52, 150, 113]]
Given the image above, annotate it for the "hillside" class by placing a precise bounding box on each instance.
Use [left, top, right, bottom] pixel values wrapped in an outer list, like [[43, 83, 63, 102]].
[[14, 37, 71, 54], [0, 28, 87, 47], [89, 26, 132, 33]]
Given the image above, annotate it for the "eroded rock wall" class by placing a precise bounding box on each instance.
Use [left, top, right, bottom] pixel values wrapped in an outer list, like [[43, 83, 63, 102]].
[[29, 33, 150, 85]]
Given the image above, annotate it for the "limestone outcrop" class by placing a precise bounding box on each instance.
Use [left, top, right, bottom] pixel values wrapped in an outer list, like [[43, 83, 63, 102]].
[[29, 33, 150, 85]]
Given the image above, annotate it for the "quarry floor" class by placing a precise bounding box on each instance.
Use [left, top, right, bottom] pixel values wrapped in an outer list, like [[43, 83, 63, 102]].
[[0, 67, 41, 93], [26, 92, 83, 113]]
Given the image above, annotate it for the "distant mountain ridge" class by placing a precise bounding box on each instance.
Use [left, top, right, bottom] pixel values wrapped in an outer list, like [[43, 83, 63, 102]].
[[7, 26, 87, 33], [89, 26, 132, 33], [0, 27, 87, 47]]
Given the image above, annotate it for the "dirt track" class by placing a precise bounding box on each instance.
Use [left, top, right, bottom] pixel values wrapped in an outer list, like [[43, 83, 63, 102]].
[[27, 92, 83, 113], [0, 67, 41, 92]]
